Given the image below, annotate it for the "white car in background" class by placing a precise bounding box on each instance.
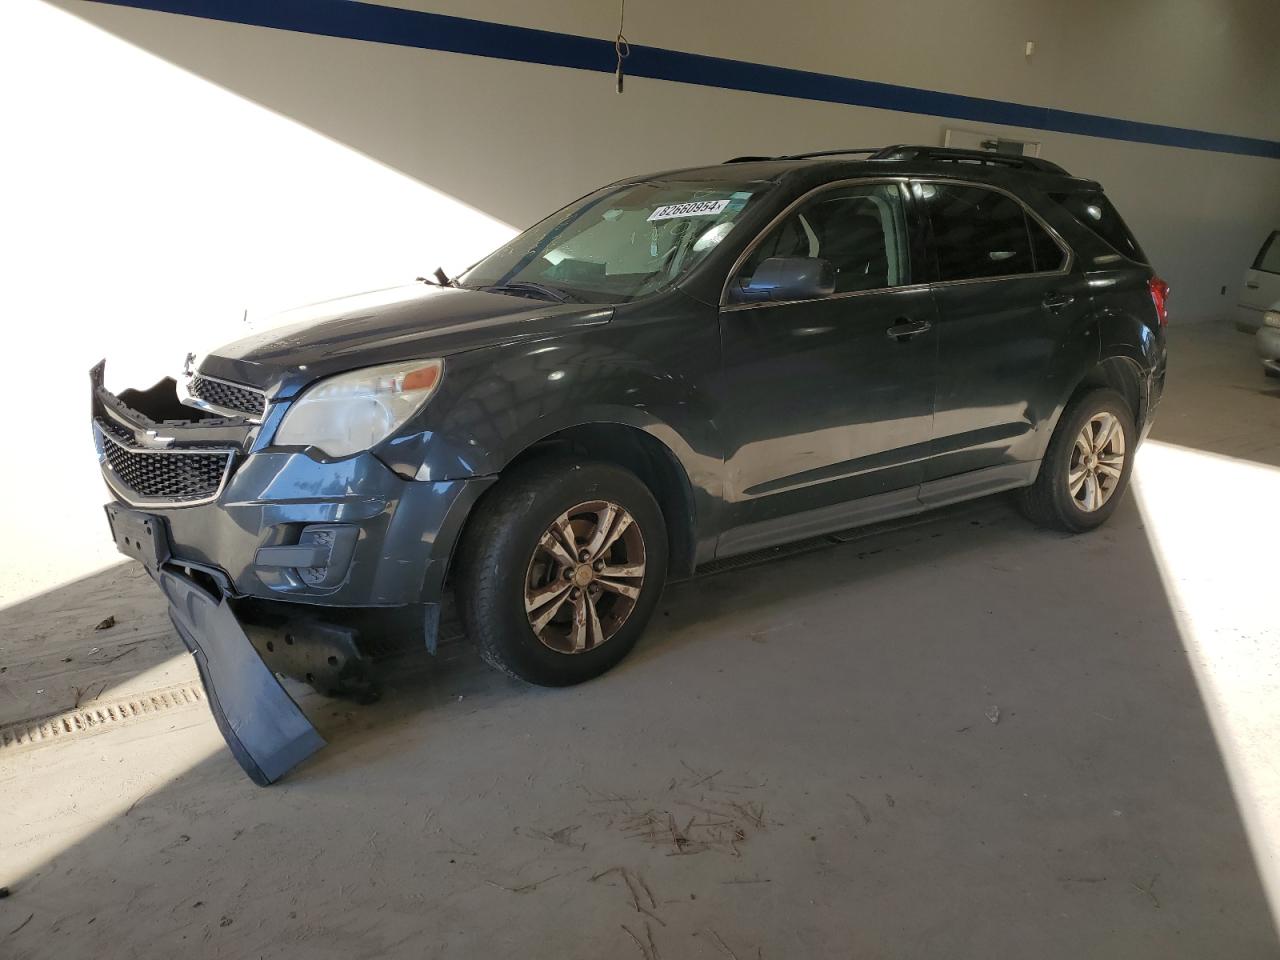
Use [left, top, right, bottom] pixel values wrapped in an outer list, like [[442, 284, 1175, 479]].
[[1236, 230, 1280, 377], [1237, 230, 1280, 332], [1256, 305, 1280, 378]]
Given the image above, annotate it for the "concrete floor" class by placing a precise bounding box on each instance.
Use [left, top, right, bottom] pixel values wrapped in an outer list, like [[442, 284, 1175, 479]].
[[2, 322, 1279, 959]]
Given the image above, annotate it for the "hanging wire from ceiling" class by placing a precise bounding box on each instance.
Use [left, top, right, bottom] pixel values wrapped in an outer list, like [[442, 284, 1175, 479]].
[[615, 0, 630, 93]]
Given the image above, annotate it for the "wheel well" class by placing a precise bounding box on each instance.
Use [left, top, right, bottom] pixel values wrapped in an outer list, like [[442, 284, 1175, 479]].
[[502, 423, 698, 579], [1072, 355, 1144, 425]]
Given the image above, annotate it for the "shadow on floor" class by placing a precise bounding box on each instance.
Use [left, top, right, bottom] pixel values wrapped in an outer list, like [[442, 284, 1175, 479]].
[[0, 562, 179, 727], [5, 487, 1277, 959]]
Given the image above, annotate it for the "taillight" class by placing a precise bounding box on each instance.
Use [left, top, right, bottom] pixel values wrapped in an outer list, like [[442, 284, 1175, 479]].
[[1148, 276, 1170, 328]]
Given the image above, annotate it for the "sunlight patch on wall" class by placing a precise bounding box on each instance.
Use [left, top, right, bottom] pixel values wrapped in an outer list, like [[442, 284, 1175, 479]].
[[0, 0, 516, 604]]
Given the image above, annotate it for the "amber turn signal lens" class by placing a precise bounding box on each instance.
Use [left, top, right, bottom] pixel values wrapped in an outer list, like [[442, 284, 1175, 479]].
[[402, 364, 441, 392]]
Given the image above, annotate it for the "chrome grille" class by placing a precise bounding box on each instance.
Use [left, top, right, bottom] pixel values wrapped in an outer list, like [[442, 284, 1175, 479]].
[[188, 374, 266, 419], [95, 419, 234, 505]]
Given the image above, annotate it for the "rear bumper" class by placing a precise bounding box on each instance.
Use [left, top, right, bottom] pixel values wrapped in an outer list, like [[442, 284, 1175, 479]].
[[1237, 304, 1265, 333], [1138, 347, 1166, 443], [1256, 325, 1280, 373]]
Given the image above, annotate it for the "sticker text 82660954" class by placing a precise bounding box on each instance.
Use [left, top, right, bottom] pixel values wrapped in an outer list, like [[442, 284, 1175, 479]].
[[647, 199, 731, 222]]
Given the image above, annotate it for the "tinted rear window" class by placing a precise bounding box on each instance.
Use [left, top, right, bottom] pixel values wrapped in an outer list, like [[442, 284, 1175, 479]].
[[921, 183, 1035, 281], [1050, 192, 1147, 264]]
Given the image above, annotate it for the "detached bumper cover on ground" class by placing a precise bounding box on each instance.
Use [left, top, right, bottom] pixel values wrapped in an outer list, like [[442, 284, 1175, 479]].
[[157, 567, 325, 785]]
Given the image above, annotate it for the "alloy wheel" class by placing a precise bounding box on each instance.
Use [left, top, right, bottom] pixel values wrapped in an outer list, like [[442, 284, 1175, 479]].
[[523, 500, 647, 654], [1069, 411, 1126, 512]]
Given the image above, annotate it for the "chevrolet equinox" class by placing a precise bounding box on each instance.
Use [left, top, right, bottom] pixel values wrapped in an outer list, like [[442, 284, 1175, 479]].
[[91, 145, 1168, 783]]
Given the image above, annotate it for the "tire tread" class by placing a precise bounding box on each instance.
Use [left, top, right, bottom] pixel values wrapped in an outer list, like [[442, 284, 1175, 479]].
[[1017, 387, 1134, 533], [455, 458, 666, 685]]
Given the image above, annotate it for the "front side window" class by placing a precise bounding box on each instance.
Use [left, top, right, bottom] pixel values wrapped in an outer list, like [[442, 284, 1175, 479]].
[[734, 183, 912, 295], [919, 182, 1056, 281], [459, 179, 769, 303]]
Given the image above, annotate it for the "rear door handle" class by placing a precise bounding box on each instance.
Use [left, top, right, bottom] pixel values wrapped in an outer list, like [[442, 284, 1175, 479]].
[[885, 318, 931, 342], [1042, 292, 1075, 312]]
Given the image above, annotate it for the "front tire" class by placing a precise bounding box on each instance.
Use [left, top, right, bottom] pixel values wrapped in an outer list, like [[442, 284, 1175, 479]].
[[456, 459, 668, 686], [1017, 387, 1136, 533]]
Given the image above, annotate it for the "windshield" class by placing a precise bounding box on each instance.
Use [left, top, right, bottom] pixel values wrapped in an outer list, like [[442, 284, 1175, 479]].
[[458, 179, 770, 303]]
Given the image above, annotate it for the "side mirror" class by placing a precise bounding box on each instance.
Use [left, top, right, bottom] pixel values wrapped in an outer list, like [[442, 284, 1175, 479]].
[[733, 256, 835, 304]]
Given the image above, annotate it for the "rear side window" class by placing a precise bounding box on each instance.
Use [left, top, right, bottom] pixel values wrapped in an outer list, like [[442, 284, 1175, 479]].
[[1050, 192, 1147, 264], [917, 182, 1043, 281], [1254, 231, 1280, 275], [1028, 217, 1068, 272]]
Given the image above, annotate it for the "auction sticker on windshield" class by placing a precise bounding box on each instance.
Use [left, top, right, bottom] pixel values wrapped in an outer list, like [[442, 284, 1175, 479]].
[[648, 199, 731, 221]]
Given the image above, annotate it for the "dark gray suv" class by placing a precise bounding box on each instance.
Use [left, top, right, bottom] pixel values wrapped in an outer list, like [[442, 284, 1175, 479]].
[[92, 145, 1167, 782]]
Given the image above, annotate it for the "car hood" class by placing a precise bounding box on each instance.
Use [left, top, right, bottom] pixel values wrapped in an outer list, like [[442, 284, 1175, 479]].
[[198, 284, 612, 396]]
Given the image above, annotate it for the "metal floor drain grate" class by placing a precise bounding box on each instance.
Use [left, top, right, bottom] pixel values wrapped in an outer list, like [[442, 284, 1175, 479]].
[[0, 683, 206, 752]]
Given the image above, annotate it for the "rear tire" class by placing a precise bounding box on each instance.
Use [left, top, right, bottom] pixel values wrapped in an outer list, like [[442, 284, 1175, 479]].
[[456, 459, 668, 686], [1017, 387, 1135, 533]]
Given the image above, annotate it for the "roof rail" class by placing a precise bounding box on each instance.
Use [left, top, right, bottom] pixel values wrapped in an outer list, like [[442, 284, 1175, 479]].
[[776, 147, 882, 161], [869, 145, 1069, 174], [724, 145, 1069, 175], [724, 148, 880, 163]]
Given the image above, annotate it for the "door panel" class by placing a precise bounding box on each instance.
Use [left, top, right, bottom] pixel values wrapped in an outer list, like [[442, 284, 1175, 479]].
[[927, 274, 1091, 479], [715, 180, 937, 544], [914, 179, 1090, 479], [719, 286, 937, 529]]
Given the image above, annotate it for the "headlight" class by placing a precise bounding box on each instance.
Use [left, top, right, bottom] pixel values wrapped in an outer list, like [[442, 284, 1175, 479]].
[[1264, 310, 1280, 329], [274, 359, 443, 457]]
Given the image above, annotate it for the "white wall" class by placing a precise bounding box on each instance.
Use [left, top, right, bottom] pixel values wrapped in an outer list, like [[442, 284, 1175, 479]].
[[2, 0, 1278, 603]]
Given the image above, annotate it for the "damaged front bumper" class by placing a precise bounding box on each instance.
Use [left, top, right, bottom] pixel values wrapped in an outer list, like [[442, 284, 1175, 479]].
[[93, 362, 493, 783], [158, 565, 326, 785]]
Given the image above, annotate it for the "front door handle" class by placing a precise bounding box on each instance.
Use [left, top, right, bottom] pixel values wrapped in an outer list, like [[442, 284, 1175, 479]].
[[1042, 292, 1075, 313], [886, 318, 931, 342], [1247, 281, 1260, 289]]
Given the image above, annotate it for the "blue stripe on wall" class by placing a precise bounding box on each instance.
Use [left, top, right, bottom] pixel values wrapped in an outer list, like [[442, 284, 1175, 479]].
[[86, 0, 1280, 160]]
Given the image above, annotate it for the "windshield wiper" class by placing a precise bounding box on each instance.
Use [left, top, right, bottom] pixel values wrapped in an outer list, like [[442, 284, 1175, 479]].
[[481, 281, 578, 303]]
